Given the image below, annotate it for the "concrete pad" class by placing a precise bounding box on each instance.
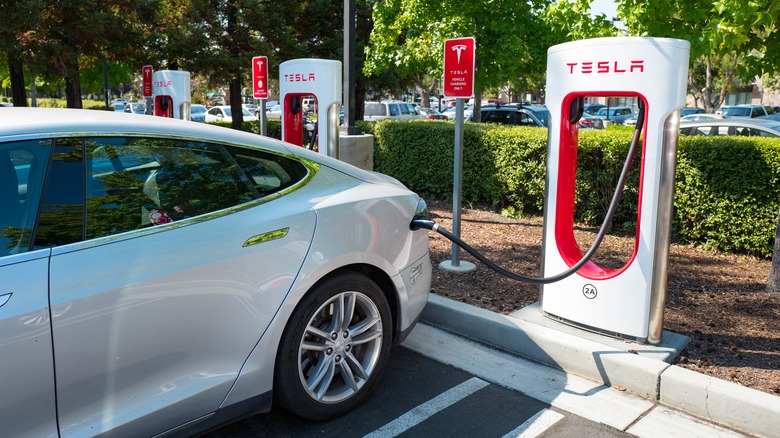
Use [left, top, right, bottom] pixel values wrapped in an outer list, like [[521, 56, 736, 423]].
[[511, 302, 690, 363], [660, 365, 780, 438], [628, 405, 747, 437], [422, 294, 669, 399]]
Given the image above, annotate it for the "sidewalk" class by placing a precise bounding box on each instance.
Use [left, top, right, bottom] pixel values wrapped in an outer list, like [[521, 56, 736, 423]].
[[417, 294, 780, 437]]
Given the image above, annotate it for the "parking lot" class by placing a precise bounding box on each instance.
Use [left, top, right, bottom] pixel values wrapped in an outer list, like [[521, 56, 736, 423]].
[[206, 325, 634, 437]]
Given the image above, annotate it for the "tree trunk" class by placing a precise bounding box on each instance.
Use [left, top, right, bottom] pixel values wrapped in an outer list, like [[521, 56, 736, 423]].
[[768, 206, 780, 293], [229, 77, 243, 130], [8, 49, 27, 107], [64, 61, 83, 109], [61, 38, 83, 109]]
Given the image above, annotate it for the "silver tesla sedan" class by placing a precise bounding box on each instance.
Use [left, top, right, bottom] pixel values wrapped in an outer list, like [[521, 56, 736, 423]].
[[0, 108, 431, 436]]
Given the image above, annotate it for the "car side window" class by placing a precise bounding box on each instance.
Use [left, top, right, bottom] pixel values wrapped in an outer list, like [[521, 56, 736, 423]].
[[35, 138, 85, 249], [0, 140, 50, 256], [483, 110, 511, 124], [225, 145, 309, 198], [388, 104, 400, 116], [517, 113, 537, 126], [400, 104, 415, 115], [84, 137, 258, 239]]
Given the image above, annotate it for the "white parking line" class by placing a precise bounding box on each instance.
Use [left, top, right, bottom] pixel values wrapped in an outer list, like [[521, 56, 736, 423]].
[[363, 377, 490, 438], [501, 409, 565, 438]]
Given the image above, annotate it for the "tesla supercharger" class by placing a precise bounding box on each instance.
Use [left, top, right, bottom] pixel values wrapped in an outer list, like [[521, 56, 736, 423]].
[[279, 59, 341, 157], [541, 37, 690, 344], [152, 70, 191, 120]]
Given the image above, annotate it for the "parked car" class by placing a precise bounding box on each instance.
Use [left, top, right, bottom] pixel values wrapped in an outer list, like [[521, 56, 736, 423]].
[[759, 112, 780, 121], [112, 102, 126, 112], [0, 107, 431, 436], [578, 112, 604, 129], [190, 103, 207, 122], [680, 107, 706, 117], [205, 105, 258, 123], [594, 106, 635, 125], [680, 113, 725, 122], [468, 104, 549, 128], [266, 104, 282, 120], [417, 107, 448, 120], [363, 101, 425, 121], [441, 104, 474, 120], [124, 102, 147, 115], [243, 103, 259, 116], [679, 118, 780, 138], [717, 104, 773, 118], [302, 97, 316, 112], [583, 103, 606, 114]]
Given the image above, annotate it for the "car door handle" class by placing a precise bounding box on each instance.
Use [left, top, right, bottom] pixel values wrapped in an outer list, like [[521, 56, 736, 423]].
[[0, 293, 11, 308]]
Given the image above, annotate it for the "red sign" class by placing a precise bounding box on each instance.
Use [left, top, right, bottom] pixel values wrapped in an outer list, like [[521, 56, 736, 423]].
[[443, 37, 475, 98], [142, 65, 153, 97], [252, 56, 269, 99]]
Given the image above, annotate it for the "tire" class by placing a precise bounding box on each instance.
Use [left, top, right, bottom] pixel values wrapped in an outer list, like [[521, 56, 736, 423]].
[[274, 273, 392, 420]]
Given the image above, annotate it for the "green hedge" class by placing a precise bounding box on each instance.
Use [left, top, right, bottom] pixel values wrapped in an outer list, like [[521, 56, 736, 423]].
[[372, 120, 780, 259]]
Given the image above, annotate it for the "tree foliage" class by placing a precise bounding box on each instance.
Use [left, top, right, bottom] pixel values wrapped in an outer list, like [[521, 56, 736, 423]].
[[365, 0, 556, 110]]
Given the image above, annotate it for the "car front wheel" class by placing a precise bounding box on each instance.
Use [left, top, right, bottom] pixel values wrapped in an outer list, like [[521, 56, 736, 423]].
[[274, 273, 392, 420]]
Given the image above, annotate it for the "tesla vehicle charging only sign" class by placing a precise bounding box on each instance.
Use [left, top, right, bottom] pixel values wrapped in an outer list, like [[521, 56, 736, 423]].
[[252, 56, 269, 99], [142, 65, 152, 97], [443, 37, 475, 98]]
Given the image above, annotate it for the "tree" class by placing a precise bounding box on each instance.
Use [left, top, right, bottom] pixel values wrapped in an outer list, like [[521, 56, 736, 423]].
[[770, 207, 780, 293], [365, 0, 555, 118], [617, 0, 780, 111], [0, 0, 45, 106], [35, 1, 159, 108]]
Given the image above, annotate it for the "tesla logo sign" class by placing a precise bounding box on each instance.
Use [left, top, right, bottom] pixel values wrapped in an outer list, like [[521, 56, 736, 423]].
[[252, 56, 269, 99], [566, 60, 645, 74], [142, 65, 152, 97], [443, 37, 475, 98]]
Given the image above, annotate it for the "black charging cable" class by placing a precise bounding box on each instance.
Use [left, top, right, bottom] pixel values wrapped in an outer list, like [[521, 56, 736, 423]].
[[410, 100, 646, 284]]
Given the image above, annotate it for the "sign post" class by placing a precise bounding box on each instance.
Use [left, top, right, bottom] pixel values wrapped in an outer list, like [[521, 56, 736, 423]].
[[252, 56, 269, 135], [440, 37, 476, 273], [142, 65, 153, 115]]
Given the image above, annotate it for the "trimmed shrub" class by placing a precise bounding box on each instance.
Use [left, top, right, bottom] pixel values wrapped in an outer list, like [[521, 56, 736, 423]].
[[371, 120, 780, 258]]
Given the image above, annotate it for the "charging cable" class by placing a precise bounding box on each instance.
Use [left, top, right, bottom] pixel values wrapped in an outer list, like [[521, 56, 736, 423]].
[[410, 100, 646, 285]]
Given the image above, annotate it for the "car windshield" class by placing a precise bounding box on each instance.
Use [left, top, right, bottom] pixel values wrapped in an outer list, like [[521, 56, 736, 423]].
[[721, 107, 751, 117], [530, 109, 549, 127], [191, 106, 206, 114]]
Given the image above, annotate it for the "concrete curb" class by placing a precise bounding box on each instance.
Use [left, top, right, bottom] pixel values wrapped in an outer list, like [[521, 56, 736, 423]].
[[420, 294, 780, 438]]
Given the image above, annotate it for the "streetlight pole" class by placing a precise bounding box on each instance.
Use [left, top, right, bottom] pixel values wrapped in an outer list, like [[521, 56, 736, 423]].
[[343, 0, 361, 135]]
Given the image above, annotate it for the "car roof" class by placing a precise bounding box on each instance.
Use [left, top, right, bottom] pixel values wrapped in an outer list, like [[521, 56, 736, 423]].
[[0, 107, 397, 187], [482, 104, 547, 111], [680, 118, 780, 129], [0, 107, 282, 150]]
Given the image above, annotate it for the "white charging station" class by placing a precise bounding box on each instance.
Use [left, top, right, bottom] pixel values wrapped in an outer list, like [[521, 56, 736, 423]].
[[279, 59, 342, 157], [541, 37, 690, 343], [151, 70, 191, 120]]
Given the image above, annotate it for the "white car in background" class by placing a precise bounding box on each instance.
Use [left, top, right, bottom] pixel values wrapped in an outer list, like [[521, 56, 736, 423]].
[[205, 105, 258, 123], [0, 108, 431, 436]]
